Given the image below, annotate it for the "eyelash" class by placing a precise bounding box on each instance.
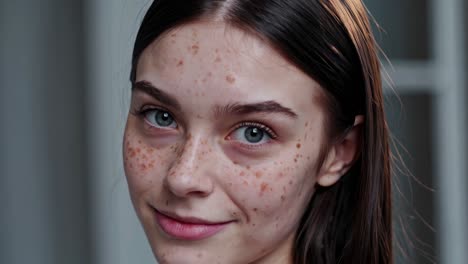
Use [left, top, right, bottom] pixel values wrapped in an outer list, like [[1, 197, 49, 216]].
[[231, 121, 278, 139], [134, 105, 176, 127]]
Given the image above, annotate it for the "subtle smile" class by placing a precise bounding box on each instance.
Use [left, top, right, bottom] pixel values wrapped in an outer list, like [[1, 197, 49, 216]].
[[154, 209, 233, 241]]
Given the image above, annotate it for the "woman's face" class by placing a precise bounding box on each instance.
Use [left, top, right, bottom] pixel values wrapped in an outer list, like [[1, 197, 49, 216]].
[[124, 21, 330, 264]]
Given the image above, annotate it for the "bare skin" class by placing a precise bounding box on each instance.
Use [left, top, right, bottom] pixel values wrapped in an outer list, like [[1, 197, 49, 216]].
[[123, 21, 361, 264]]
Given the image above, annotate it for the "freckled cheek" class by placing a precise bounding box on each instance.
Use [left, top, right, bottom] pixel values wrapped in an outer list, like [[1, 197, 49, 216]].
[[228, 166, 303, 214], [123, 136, 172, 190]]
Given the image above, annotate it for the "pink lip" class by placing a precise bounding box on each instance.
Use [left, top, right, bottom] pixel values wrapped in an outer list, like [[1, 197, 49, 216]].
[[154, 210, 232, 241]]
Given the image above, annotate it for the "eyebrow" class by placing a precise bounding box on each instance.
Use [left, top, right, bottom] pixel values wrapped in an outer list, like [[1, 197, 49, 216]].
[[214, 101, 298, 119], [132, 80, 181, 110], [133, 80, 298, 118]]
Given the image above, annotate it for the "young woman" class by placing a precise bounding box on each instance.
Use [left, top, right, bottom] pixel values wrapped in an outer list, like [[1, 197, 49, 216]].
[[123, 0, 392, 263]]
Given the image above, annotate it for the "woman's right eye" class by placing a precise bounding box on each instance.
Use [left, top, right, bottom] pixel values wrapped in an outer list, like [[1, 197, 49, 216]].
[[143, 109, 178, 129]]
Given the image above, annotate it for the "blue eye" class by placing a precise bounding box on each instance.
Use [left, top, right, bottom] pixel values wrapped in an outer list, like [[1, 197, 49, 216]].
[[230, 123, 275, 145], [143, 109, 177, 128]]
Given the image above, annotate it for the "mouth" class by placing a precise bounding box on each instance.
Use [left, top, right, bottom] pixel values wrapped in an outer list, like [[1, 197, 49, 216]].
[[154, 209, 233, 241]]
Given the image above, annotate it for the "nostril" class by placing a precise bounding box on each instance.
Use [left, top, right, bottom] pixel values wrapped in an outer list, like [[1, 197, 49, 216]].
[[189, 190, 209, 197]]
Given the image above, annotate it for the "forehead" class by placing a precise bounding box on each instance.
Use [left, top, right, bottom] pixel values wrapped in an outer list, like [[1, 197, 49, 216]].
[[136, 21, 323, 114]]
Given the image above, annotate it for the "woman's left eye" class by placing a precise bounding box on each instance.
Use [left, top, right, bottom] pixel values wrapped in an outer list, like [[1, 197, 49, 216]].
[[229, 123, 276, 145]]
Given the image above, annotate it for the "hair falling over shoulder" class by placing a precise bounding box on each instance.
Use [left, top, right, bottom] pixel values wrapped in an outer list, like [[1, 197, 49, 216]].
[[130, 1, 392, 263]]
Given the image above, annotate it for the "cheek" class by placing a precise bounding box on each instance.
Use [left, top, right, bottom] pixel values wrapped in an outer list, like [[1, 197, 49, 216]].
[[227, 154, 316, 219], [123, 131, 167, 195], [224, 160, 316, 248]]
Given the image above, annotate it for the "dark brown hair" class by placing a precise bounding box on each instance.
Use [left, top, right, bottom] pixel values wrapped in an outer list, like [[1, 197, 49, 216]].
[[130, 0, 392, 263]]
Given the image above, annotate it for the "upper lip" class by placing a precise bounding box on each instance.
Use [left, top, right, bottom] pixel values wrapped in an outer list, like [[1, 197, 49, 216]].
[[156, 208, 233, 225]]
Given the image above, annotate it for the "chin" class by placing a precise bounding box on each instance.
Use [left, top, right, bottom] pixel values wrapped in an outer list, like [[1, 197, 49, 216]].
[[153, 246, 225, 264]]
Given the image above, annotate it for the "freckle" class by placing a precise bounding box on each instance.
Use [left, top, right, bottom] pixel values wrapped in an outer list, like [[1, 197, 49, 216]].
[[294, 159, 297, 163], [281, 195, 286, 202], [228, 182, 233, 187], [215, 56, 222, 63], [170, 33, 177, 37], [177, 60, 184, 67], [208, 72, 212, 77], [166, 200, 169, 206], [296, 143, 301, 149], [191, 44, 199, 55], [246, 165, 251, 170], [138, 140, 142, 144], [197, 253, 203, 258], [225, 74, 236, 84], [253, 208, 258, 212], [305, 122, 309, 127], [215, 48, 219, 53], [255, 171, 263, 178], [307, 156, 311, 160], [289, 180, 293, 185]]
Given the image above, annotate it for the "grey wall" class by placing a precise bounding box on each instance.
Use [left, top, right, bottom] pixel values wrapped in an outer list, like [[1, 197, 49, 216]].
[[0, 1, 90, 263], [85, 0, 154, 262]]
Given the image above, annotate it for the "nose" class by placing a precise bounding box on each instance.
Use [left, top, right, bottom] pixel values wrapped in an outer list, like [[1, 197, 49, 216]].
[[164, 134, 214, 198]]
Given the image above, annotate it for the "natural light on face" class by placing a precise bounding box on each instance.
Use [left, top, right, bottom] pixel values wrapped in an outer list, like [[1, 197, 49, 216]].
[[123, 21, 328, 264]]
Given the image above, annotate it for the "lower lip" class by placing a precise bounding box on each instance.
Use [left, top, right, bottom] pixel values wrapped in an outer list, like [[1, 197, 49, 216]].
[[155, 211, 230, 241]]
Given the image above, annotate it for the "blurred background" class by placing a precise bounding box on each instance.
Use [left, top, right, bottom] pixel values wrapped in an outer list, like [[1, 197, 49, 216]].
[[0, 0, 466, 263]]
